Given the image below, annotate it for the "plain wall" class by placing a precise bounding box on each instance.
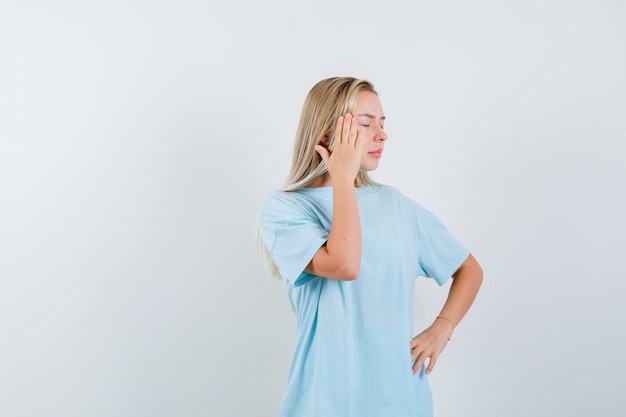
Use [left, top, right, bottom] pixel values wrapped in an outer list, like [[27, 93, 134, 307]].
[[1, 1, 625, 416]]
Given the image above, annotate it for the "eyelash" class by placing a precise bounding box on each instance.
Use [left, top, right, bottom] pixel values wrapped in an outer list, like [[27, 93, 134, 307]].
[[360, 124, 385, 130]]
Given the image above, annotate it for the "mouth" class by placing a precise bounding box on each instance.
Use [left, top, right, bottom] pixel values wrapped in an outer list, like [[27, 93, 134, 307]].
[[368, 149, 383, 158]]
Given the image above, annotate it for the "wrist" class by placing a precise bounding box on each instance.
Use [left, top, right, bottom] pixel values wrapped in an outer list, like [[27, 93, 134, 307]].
[[436, 315, 456, 329], [332, 178, 356, 189]]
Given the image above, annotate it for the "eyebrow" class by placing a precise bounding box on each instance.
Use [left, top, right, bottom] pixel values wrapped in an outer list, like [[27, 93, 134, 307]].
[[356, 113, 386, 120]]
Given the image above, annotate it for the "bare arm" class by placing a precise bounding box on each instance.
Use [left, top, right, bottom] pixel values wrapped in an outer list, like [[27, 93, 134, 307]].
[[410, 253, 483, 374], [304, 114, 363, 281]]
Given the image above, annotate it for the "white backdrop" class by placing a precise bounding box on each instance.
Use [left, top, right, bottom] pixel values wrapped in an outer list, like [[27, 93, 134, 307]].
[[1, 1, 625, 416]]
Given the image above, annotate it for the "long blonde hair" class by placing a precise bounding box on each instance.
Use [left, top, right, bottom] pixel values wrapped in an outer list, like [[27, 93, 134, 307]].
[[259, 77, 379, 279]]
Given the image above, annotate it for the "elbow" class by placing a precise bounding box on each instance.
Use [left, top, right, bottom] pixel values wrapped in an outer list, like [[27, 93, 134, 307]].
[[317, 259, 359, 281], [308, 248, 361, 281], [340, 250, 361, 281], [336, 262, 360, 281], [341, 268, 360, 281]]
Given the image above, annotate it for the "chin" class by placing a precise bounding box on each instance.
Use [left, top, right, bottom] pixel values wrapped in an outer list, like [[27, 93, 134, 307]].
[[360, 155, 381, 172], [360, 164, 379, 172]]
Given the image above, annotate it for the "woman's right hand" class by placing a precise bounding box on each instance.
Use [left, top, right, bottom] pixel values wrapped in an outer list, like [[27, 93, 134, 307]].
[[315, 113, 363, 185], [307, 113, 363, 280]]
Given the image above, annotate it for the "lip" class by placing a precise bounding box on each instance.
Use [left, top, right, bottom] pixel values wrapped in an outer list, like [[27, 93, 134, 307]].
[[368, 149, 383, 158]]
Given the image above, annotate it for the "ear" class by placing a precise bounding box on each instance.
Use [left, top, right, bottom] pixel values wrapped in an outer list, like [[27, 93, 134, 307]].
[[318, 135, 330, 148]]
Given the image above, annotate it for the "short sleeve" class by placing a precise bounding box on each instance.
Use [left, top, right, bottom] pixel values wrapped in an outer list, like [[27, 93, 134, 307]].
[[413, 203, 470, 286], [258, 192, 329, 286]]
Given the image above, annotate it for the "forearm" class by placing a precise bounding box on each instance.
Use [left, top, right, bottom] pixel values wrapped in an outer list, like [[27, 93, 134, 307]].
[[325, 181, 361, 278], [437, 254, 483, 328], [305, 179, 362, 280]]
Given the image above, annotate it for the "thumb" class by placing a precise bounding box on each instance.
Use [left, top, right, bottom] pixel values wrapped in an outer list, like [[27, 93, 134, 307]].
[[315, 144, 330, 165]]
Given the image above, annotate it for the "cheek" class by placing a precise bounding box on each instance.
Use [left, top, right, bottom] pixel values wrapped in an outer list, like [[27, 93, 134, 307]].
[[358, 128, 373, 142]]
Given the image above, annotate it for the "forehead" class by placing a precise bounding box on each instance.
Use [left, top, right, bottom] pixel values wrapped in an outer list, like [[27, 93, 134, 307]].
[[354, 90, 384, 116]]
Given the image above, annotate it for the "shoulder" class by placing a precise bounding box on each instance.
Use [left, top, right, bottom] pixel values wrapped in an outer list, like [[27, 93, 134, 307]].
[[258, 190, 322, 223], [259, 190, 316, 210], [259, 191, 296, 217], [365, 185, 421, 208], [368, 186, 442, 227], [259, 190, 290, 210]]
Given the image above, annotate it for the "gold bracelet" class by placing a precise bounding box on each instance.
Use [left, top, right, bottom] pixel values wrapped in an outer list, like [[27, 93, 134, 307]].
[[436, 315, 456, 329]]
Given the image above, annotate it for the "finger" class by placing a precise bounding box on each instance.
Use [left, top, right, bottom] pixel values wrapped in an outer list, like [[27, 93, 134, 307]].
[[425, 354, 438, 375], [315, 145, 330, 165], [334, 116, 344, 144], [348, 113, 358, 146], [412, 352, 426, 375], [341, 113, 352, 144]]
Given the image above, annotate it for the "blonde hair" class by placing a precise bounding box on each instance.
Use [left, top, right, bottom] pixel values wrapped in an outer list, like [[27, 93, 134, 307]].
[[259, 77, 380, 279]]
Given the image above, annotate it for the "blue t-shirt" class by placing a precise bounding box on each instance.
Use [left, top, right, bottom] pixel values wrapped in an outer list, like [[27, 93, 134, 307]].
[[259, 185, 469, 417]]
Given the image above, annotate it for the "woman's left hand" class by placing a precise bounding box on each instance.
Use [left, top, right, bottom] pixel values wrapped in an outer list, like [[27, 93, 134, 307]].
[[409, 319, 454, 375]]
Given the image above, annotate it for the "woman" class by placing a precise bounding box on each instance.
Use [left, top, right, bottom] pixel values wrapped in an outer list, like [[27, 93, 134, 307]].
[[258, 77, 482, 417]]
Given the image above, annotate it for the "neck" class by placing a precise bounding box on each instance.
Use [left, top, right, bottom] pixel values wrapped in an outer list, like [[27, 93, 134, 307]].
[[309, 173, 361, 188], [308, 173, 332, 187]]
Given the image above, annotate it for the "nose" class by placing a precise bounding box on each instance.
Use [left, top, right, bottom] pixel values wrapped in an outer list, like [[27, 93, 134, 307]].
[[376, 126, 388, 142]]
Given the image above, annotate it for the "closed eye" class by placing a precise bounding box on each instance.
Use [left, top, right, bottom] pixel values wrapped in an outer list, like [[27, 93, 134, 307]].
[[360, 124, 384, 130]]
